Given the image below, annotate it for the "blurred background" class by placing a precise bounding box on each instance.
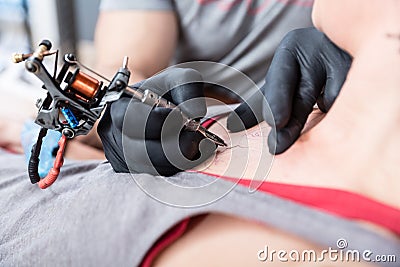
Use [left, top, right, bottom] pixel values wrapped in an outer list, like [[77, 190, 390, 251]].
[[0, 0, 101, 101], [0, 0, 100, 70]]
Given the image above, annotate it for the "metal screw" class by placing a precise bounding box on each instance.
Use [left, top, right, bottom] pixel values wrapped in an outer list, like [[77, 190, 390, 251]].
[[62, 128, 75, 139], [35, 98, 43, 108], [25, 61, 38, 73]]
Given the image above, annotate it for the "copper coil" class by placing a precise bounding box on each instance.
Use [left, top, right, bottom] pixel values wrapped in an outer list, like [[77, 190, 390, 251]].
[[70, 71, 100, 99]]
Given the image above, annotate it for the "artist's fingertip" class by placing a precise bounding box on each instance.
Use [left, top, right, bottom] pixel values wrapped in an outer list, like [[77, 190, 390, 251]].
[[316, 96, 328, 113], [324, 88, 338, 107], [268, 128, 298, 155], [198, 138, 217, 159], [263, 105, 275, 127], [267, 130, 277, 155], [262, 102, 289, 129], [226, 111, 247, 132], [318, 86, 340, 113]]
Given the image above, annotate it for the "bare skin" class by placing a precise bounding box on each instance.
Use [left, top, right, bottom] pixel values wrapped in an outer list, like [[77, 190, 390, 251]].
[[197, 0, 400, 214], [0, 2, 398, 266], [153, 1, 400, 266], [153, 214, 370, 267]]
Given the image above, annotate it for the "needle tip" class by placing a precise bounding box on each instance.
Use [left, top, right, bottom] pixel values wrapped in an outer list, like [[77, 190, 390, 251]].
[[205, 130, 227, 147]]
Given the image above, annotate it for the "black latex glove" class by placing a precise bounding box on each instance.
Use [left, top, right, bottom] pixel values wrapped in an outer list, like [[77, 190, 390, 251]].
[[227, 27, 352, 154], [98, 68, 216, 176]]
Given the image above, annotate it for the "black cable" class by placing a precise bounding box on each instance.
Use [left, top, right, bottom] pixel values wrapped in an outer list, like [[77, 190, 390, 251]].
[[28, 128, 48, 184]]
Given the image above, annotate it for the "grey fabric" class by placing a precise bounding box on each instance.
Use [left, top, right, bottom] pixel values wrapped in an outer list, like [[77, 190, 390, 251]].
[[99, 0, 313, 99], [0, 149, 399, 266]]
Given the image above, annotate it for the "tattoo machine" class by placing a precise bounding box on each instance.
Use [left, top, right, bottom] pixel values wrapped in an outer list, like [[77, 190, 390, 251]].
[[13, 40, 226, 189]]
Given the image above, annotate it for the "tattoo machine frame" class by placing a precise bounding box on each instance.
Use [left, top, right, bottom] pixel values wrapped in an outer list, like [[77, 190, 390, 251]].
[[13, 40, 226, 189]]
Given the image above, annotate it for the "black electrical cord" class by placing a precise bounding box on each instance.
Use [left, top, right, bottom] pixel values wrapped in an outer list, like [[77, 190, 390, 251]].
[[28, 127, 48, 184]]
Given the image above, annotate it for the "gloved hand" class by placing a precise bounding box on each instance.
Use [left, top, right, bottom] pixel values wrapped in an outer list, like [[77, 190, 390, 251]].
[[98, 68, 216, 176], [227, 27, 352, 154]]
